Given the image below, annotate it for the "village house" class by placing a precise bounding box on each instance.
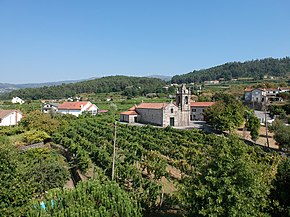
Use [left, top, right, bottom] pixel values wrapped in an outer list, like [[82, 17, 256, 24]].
[[204, 80, 219, 85], [244, 87, 290, 103], [190, 102, 215, 121], [58, 101, 98, 117], [254, 110, 274, 125], [42, 103, 60, 114], [12, 97, 24, 104], [0, 110, 22, 126], [120, 84, 215, 127]]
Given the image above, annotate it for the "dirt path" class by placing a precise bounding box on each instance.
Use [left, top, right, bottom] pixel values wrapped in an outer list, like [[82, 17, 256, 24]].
[[235, 126, 278, 149]]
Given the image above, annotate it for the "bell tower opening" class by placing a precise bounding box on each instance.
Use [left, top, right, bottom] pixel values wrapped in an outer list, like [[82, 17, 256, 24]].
[[176, 84, 190, 111]]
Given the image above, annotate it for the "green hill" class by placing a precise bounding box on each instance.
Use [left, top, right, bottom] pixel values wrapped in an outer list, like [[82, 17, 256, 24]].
[[3, 76, 166, 100], [171, 57, 290, 83]]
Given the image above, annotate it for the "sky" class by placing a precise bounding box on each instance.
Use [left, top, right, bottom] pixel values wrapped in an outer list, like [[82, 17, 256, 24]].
[[0, 0, 290, 84]]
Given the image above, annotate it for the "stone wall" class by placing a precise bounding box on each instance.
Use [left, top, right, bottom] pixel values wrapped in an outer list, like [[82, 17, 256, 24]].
[[136, 108, 163, 126]]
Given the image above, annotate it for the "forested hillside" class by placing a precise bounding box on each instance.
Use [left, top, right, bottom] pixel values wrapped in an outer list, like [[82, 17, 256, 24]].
[[2, 76, 166, 100], [171, 57, 290, 83]]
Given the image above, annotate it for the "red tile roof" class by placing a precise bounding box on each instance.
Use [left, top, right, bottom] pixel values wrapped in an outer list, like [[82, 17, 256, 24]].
[[58, 101, 90, 110], [120, 111, 138, 115], [87, 104, 95, 110], [190, 102, 215, 107], [128, 106, 136, 111], [0, 110, 21, 119], [244, 87, 253, 92], [99, 109, 108, 113], [136, 102, 168, 109]]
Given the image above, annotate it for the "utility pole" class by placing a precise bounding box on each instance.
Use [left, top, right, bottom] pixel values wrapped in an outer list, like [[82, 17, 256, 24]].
[[264, 101, 270, 147], [111, 121, 117, 181]]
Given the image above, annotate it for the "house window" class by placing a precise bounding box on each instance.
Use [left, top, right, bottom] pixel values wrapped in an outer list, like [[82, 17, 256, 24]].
[[192, 108, 196, 112], [171, 108, 174, 113]]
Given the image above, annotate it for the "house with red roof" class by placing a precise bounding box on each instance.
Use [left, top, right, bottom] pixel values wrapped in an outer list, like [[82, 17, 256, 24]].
[[58, 101, 98, 117], [120, 84, 215, 126], [0, 110, 22, 126], [190, 102, 215, 121]]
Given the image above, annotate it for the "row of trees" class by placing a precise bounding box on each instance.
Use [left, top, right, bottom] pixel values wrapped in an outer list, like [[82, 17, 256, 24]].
[[204, 93, 260, 141], [172, 57, 290, 83], [2, 76, 166, 100]]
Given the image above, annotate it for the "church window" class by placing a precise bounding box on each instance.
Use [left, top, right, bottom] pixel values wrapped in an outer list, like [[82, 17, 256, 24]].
[[171, 108, 174, 113], [185, 96, 188, 104]]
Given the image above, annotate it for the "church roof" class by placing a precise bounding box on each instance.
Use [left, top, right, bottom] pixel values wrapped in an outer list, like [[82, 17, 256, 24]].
[[136, 102, 169, 109]]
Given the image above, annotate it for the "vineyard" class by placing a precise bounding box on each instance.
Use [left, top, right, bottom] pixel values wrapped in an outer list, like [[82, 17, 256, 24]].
[[47, 114, 280, 216]]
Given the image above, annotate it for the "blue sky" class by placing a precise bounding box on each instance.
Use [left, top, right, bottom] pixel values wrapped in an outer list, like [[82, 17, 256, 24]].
[[0, 0, 290, 83]]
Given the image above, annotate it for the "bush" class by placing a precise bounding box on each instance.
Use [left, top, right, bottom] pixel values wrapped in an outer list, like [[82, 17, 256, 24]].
[[22, 130, 50, 144]]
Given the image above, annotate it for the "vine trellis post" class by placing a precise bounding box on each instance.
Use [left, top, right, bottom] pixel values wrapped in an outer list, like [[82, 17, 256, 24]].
[[112, 121, 117, 180]]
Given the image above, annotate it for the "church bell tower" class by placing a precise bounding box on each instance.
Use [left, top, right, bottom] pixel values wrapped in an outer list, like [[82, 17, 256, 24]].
[[176, 84, 190, 126]]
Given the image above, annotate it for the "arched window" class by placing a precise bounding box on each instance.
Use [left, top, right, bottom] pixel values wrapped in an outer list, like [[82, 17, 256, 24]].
[[185, 96, 188, 104]]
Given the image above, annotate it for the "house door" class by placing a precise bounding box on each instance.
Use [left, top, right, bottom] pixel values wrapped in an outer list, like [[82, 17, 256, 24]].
[[134, 116, 137, 122], [170, 117, 174, 126]]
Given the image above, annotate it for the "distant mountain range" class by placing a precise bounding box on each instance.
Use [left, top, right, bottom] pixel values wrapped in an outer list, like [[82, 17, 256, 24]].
[[146, 75, 172, 81], [0, 75, 171, 95], [3, 56, 289, 96], [0, 79, 85, 94]]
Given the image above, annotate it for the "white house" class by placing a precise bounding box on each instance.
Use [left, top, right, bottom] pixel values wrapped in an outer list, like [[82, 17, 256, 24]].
[[42, 103, 60, 114], [0, 110, 22, 126], [244, 87, 290, 103], [12, 97, 24, 104], [254, 110, 274, 125], [58, 101, 98, 117]]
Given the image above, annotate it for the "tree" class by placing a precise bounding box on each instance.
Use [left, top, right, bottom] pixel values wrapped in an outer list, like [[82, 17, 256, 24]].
[[270, 120, 290, 151], [0, 137, 34, 212], [245, 115, 260, 141], [269, 157, 290, 217], [0, 138, 69, 216], [205, 98, 245, 132], [22, 130, 50, 144], [20, 110, 60, 135], [26, 179, 142, 216], [22, 148, 70, 193], [179, 136, 276, 216]]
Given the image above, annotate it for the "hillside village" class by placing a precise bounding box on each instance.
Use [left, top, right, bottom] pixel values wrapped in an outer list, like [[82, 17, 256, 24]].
[[2, 0, 290, 214], [1, 58, 290, 216]]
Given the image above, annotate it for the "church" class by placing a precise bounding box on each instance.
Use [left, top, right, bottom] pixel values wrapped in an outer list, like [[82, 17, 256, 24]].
[[120, 84, 213, 127]]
